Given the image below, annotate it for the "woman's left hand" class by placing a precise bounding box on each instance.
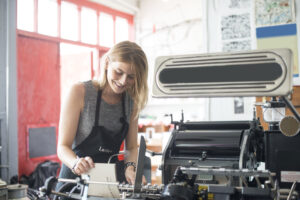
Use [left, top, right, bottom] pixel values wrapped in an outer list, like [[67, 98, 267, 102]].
[[125, 166, 147, 185]]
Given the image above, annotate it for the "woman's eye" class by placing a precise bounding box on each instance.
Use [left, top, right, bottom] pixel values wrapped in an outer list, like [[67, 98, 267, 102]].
[[128, 75, 135, 80], [115, 70, 123, 75]]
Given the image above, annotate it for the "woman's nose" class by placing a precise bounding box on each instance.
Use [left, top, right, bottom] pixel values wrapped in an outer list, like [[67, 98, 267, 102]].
[[119, 75, 127, 85]]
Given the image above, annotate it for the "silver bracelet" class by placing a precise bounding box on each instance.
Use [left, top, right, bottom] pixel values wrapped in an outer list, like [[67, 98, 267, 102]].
[[71, 157, 80, 174]]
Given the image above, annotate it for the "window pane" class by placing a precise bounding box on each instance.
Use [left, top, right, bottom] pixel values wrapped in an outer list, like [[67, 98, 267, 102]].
[[38, 0, 58, 37], [61, 1, 78, 41], [17, 0, 34, 31], [81, 7, 97, 44], [115, 17, 129, 43], [99, 13, 114, 47]]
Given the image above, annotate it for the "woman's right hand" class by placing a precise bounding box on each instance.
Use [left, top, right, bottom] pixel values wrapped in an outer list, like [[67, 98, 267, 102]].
[[72, 156, 95, 175]]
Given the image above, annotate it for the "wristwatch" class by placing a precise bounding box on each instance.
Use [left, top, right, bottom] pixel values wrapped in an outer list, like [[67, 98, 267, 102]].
[[124, 162, 136, 171]]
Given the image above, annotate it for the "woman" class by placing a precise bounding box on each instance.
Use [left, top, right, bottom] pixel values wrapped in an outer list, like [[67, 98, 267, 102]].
[[57, 41, 148, 186]]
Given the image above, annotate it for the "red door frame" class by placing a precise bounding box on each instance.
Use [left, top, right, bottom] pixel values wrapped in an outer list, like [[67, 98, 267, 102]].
[[17, 35, 61, 176], [17, 0, 134, 176]]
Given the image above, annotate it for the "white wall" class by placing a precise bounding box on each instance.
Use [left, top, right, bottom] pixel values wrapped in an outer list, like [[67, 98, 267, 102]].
[[95, 0, 300, 122], [206, 0, 256, 121], [136, 0, 256, 122], [136, 0, 205, 63], [295, 0, 300, 85], [206, 0, 300, 120], [89, 0, 139, 14], [209, 97, 256, 121], [136, 0, 209, 123]]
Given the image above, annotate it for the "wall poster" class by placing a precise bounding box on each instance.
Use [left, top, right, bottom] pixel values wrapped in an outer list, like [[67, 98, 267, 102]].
[[255, 0, 299, 81], [218, 0, 255, 52], [255, 0, 295, 27]]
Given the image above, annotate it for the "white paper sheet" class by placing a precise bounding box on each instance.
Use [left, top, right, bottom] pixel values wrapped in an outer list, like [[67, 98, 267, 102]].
[[82, 163, 120, 198]]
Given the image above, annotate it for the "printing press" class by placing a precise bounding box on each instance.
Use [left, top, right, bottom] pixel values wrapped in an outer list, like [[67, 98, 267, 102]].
[[40, 49, 300, 200]]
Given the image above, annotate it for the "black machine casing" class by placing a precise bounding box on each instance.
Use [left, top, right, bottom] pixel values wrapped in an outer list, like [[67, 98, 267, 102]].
[[161, 120, 264, 184], [265, 130, 300, 190]]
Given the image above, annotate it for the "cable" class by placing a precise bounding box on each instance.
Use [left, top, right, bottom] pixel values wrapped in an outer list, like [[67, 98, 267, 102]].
[[108, 152, 125, 164], [287, 181, 297, 200]]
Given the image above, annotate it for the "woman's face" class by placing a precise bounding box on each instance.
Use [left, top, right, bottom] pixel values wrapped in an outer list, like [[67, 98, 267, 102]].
[[106, 61, 136, 94]]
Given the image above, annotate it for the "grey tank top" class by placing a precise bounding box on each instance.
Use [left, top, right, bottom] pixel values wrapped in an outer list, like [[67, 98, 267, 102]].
[[73, 80, 133, 147]]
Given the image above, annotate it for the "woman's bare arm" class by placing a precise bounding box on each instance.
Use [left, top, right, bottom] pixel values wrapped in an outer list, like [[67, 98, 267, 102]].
[[57, 83, 94, 174]]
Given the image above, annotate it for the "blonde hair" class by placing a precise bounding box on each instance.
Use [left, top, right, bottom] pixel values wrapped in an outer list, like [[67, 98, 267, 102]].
[[98, 41, 148, 118]]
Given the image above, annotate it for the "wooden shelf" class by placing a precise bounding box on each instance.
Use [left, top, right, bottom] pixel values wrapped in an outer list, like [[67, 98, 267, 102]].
[[147, 143, 162, 152], [151, 175, 162, 185]]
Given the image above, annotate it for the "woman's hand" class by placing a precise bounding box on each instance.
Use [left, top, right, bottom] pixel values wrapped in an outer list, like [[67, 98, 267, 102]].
[[72, 156, 95, 175], [125, 166, 147, 185], [125, 165, 135, 184]]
